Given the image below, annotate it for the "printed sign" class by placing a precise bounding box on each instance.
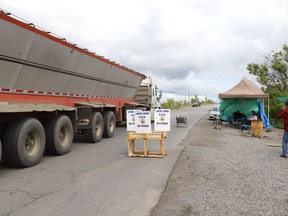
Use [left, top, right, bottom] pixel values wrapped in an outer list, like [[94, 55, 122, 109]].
[[126, 110, 136, 131], [134, 111, 152, 133], [154, 109, 171, 131]]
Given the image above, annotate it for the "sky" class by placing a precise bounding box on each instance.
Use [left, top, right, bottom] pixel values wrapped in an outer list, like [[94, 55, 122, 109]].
[[1, 0, 288, 102]]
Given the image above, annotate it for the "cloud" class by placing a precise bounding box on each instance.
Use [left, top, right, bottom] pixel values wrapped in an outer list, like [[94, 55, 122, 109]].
[[1, 0, 288, 102]]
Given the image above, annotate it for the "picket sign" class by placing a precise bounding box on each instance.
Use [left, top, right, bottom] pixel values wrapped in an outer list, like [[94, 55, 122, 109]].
[[154, 109, 171, 131]]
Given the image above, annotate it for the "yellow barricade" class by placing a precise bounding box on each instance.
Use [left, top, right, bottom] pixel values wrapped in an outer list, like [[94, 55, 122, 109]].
[[127, 131, 168, 158]]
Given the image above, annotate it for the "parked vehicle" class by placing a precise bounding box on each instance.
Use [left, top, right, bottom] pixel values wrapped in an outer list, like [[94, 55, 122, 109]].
[[209, 106, 220, 120], [192, 101, 201, 107], [0, 10, 160, 167]]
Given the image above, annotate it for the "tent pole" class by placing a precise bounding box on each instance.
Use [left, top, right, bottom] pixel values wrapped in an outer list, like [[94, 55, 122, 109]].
[[268, 97, 270, 122]]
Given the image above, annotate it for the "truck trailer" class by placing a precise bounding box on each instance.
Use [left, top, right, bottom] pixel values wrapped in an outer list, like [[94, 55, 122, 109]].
[[0, 10, 158, 167]]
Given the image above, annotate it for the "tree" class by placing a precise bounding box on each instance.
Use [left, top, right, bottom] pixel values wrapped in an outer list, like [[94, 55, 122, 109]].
[[247, 44, 288, 128], [247, 44, 288, 92]]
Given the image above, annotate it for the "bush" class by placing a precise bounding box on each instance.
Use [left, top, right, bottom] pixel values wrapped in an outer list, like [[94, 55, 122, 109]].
[[161, 99, 186, 109]]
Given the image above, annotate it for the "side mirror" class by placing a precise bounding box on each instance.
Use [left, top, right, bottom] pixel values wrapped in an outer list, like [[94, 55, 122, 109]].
[[157, 90, 162, 101]]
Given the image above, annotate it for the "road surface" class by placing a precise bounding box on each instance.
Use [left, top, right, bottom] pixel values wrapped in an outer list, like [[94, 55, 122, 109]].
[[0, 105, 212, 216]]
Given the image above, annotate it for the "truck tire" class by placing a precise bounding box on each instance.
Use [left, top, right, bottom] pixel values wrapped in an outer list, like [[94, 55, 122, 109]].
[[44, 115, 73, 155], [83, 112, 104, 143], [103, 111, 116, 138], [0, 140, 2, 163], [2, 118, 45, 168]]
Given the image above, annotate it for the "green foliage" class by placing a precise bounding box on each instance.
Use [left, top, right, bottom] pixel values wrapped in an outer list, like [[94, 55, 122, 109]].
[[270, 118, 283, 129], [247, 44, 288, 128], [161, 98, 215, 109], [161, 99, 183, 109], [203, 99, 215, 104]]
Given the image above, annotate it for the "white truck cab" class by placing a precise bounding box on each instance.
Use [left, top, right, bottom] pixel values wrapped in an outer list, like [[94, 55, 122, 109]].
[[135, 77, 162, 120]]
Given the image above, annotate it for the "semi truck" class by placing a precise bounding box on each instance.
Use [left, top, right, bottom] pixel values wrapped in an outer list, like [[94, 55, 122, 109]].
[[0, 10, 161, 168], [135, 77, 162, 120]]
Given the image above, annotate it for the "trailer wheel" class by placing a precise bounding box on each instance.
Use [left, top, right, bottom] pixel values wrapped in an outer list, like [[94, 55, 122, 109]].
[[0, 140, 2, 163], [84, 112, 104, 143], [2, 118, 45, 168], [44, 115, 73, 155], [103, 111, 116, 138]]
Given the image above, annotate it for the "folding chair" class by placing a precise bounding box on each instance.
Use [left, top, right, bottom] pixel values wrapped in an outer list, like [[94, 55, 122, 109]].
[[235, 117, 247, 129]]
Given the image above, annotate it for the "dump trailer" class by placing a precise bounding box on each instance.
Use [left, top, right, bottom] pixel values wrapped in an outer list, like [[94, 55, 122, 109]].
[[0, 10, 146, 167]]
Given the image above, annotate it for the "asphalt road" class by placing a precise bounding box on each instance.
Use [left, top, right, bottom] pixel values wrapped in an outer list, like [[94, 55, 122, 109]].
[[0, 105, 212, 216]]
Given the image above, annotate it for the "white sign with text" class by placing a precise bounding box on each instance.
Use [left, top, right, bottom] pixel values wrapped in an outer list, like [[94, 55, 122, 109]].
[[154, 109, 171, 131], [126, 110, 136, 131], [134, 111, 152, 133]]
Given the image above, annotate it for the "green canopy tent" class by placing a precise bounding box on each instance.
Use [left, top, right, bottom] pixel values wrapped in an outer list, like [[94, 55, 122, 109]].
[[218, 77, 269, 121]]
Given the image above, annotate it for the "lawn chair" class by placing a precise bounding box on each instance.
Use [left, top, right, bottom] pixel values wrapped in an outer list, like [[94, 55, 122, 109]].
[[235, 117, 247, 129], [240, 124, 251, 132]]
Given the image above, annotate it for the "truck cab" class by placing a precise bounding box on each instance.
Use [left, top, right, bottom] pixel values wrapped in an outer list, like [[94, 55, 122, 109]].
[[134, 77, 162, 120]]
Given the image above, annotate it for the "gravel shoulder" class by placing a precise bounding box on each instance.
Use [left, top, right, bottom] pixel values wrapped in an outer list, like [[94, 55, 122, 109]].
[[150, 114, 288, 216]]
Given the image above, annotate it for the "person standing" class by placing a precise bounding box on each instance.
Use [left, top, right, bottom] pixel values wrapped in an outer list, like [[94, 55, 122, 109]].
[[276, 102, 288, 158]]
